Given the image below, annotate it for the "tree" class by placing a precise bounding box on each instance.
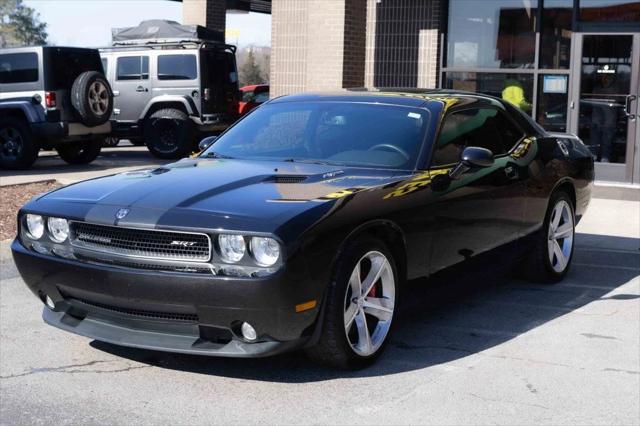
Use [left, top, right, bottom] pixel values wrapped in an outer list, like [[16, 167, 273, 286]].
[[0, 0, 48, 48], [239, 47, 264, 86]]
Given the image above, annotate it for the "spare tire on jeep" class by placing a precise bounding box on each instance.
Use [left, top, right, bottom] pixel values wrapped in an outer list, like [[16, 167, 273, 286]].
[[144, 108, 193, 159], [71, 71, 113, 127]]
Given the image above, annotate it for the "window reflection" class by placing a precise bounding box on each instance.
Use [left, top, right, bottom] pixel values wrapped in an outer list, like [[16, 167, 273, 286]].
[[540, 0, 573, 69], [444, 72, 534, 115], [447, 0, 538, 69], [537, 75, 569, 132], [580, 0, 640, 22]]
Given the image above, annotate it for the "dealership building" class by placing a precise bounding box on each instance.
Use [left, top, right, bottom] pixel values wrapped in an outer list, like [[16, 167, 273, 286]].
[[181, 0, 640, 184]]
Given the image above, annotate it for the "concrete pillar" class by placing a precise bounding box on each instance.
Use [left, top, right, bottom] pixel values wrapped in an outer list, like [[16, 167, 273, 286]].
[[183, 0, 226, 38], [270, 0, 367, 98]]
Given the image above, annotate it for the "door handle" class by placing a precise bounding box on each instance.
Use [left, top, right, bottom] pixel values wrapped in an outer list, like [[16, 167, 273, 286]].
[[135, 86, 148, 92], [624, 94, 637, 120]]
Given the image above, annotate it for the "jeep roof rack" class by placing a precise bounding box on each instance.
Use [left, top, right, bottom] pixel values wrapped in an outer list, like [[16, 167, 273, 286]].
[[102, 19, 235, 52], [99, 40, 236, 53]]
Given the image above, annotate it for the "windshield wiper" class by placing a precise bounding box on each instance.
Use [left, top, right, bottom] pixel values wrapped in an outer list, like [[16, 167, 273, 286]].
[[203, 151, 235, 159], [282, 158, 332, 166]]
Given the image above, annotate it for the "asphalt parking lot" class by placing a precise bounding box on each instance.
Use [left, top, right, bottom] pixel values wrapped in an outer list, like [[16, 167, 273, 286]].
[[0, 187, 638, 425], [0, 143, 172, 186]]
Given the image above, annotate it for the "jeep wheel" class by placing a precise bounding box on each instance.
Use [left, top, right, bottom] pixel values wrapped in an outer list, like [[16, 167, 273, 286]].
[[56, 140, 102, 165], [144, 109, 193, 159], [103, 137, 120, 147], [0, 117, 39, 170], [71, 71, 113, 127]]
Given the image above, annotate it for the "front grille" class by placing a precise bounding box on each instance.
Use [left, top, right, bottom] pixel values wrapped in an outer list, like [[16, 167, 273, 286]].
[[70, 222, 211, 262], [67, 296, 200, 322], [75, 253, 214, 274]]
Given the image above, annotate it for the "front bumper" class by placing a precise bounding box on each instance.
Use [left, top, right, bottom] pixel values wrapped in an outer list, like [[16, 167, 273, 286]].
[[12, 239, 321, 357]]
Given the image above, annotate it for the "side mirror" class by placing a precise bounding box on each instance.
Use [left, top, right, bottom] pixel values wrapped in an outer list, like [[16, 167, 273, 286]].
[[449, 146, 494, 180], [198, 136, 217, 152]]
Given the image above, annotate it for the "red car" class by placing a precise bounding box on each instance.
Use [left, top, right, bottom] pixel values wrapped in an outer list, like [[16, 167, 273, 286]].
[[239, 84, 269, 115]]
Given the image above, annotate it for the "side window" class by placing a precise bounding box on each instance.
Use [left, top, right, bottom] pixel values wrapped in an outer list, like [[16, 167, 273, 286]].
[[432, 108, 523, 167], [101, 58, 108, 75], [255, 92, 269, 103], [157, 54, 197, 80], [242, 91, 255, 102], [0, 52, 38, 84], [116, 56, 149, 81]]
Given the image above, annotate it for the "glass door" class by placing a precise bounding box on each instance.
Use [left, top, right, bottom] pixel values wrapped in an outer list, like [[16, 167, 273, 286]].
[[569, 34, 640, 183]]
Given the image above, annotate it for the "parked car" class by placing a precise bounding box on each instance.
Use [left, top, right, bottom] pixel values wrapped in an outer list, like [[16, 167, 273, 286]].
[[239, 84, 269, 115], [0, 46, 113, 170], [100, 39, 239, 159], [12, 90, 593, 368]]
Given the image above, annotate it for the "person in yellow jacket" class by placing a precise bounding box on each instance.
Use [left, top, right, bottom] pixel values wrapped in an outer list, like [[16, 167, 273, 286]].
[[502, 78, 532, 112]]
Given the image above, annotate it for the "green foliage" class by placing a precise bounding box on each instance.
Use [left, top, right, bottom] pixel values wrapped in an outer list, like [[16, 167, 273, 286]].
[[0, 0, 48, 48], [239, 48, 264, 86]]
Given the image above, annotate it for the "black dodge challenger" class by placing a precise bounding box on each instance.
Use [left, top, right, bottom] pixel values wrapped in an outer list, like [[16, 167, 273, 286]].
[[12, 91, 594, 368]]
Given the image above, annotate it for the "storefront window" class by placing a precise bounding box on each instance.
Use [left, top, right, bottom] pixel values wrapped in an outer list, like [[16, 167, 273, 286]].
[[540, 0, 573, 69], [579, 0, 640, 22], [447, 0, 538, 69], [444, 72, 535, 114], [536, 74, 570, 132]]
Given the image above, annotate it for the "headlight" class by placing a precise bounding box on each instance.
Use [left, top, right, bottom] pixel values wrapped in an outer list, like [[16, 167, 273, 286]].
[[250, 237, 280, 266], [25, 214, 44, 239], [47, 217, 69, 243], [218, 234, 245, 263]]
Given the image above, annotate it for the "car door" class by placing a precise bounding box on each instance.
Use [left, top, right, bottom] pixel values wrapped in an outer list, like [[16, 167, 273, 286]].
[[112, 55, 151, 122], [428, 106, 529, 273]]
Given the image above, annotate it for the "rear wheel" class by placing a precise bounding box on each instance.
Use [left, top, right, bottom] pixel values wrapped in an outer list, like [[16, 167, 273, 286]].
[[306, 237, 398, 369], [0, 117, 39, 170], [56, 140, 102, 165], [144, 109, 193, 159], [521, 191, 575, 283]]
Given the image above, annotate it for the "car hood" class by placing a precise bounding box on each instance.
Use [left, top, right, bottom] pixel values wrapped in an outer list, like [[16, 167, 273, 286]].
[[28, 158, 405, 234]]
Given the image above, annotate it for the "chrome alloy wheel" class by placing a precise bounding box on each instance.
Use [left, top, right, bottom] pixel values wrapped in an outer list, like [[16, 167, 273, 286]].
[[88, 81, 109, 115], [343, 251, 395, 357], [547, 199, 574, 273]]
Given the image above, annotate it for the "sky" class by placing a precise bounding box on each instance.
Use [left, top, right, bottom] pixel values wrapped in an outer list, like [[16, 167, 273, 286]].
[[24, 0, 271, 48]]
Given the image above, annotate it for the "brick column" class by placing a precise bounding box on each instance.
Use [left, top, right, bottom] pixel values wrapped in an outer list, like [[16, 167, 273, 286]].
[[183, 0, 226, 39], [271, 0, 368, 98]]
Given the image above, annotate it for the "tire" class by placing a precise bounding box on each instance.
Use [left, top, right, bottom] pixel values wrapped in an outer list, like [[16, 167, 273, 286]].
[[56, 140, 102, 165], [71, 71, 113, 127], [521, 191, 576, 283], [306, 237, 399, 369], [144, 109, 193, 159], [0, 116, 39, 170], [103, 137, 120, 147]]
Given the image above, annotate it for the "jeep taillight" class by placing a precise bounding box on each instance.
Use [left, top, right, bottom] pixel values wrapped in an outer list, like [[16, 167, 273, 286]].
[[45, 91, 57, 108], [203, 88, 211, 101]]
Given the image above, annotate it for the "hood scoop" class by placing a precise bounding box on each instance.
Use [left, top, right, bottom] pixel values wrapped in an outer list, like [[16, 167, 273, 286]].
[[266, 175, 310, 184]]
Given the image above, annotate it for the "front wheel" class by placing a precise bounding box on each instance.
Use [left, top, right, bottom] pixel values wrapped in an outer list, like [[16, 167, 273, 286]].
[[56, 140, 102, 165], [306, 237, 398, 369], [521, 191, 575, 283]]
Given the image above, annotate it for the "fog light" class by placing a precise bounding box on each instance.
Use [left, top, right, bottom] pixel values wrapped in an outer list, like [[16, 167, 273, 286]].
[[45, 295, 56, 309], [241, 322, 257, 341]]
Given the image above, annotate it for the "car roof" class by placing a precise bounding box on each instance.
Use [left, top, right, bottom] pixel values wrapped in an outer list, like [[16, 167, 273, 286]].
[[270, 89, 505, 108]]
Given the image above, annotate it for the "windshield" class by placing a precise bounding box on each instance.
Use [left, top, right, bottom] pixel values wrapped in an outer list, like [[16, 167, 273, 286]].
[[203, 101, 429, 169]]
